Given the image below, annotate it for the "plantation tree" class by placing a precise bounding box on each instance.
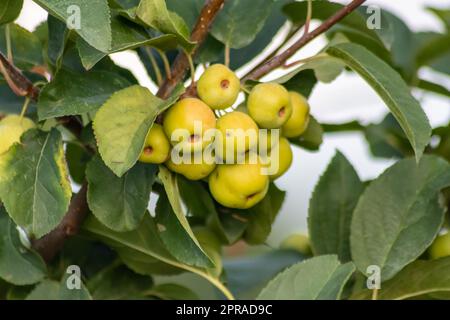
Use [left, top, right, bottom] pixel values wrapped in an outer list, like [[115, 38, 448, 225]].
[[0, 0, 449, 300]]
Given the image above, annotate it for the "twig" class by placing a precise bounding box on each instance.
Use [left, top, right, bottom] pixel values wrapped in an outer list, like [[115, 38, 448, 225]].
[[157, 0, 226, 99], [242, 0, 366, 81], [32, 183, 89, 262]]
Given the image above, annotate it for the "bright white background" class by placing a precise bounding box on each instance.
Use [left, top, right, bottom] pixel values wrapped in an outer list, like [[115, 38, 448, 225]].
[[18, 0, 450, 245]]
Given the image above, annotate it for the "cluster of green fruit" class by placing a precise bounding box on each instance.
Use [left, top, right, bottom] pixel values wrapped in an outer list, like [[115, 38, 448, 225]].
[[0, 115, 35, 156], [139, 64, 310, 209]]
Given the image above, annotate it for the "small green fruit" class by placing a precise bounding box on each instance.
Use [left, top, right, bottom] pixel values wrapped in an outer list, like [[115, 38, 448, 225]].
[[266, 137, 293, 180], [282, 92, 310, 138], [163, 98, 216, 152], [247, 83, 292, 129], [280, 234, 311, 256], [165, 153, 216, 181], [215, 111, 259, 162], [197, 64, 240, 110], [429, 232, 450, 259], [209, 158, 269, 209], [139, 124, 170, 164]]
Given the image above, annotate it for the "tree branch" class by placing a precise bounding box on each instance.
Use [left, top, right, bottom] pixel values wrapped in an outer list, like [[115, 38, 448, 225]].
[[242, 0, 367, 81], [157, 0, 225, 99]]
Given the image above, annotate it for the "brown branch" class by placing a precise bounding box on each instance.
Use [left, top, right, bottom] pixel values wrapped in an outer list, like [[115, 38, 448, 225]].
[[157, 0, 226, 99], [242, 0, 367, 81], [32, 183, 89, 262]]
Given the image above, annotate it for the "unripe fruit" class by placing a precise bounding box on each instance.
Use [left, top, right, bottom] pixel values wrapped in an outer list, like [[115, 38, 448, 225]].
[[282, 92, 310, 138], [209, 158, 269, 209], [215, 111, 259, 162], [165, 153, 216, 181], [0, 115, 36, 155], [429, 232, 450, 259], [197, 64, 240, 110], [266, 137, 293, 180], [138, 124, 170, 164], [247, 83, 292, 129], [163, 98, 216, 152], [280, 234, 311, 256]]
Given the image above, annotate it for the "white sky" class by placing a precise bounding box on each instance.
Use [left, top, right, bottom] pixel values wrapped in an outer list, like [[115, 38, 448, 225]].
[[18, 0, 450, 245]]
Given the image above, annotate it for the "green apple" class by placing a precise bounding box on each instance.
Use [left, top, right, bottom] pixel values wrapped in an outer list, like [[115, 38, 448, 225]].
[[209, 157, 269, 209], [429, 232, 450, 259], [165, 152, 216, 181], [247, 83, 292, 129], [197, 64, 240, 110], [258, 129, 280, 155], [282, 92, 310, 138], [215, 111, 259, 162], [280, 234, 311, 255], [163, 98, 216, 152], [265, 137, 293, 180], [138, 124, 170, 164]]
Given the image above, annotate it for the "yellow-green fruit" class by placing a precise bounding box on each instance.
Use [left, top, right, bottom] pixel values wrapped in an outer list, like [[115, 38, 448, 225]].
[[267, 137, 293, 180], [215, 111, 259, 162], [197, 64, 240, 110], [429, 233, 450, 259], [280, 234, 311, 255], [209, 158, 269, 209], [163, 98, 216, 151], [247, 83, 292, 129], [165, 153, 216, 181], [1, 115, 35, 131], [138, 124, 170, 164], [282, 92, 310, 138], [258, 129, 279, 155]]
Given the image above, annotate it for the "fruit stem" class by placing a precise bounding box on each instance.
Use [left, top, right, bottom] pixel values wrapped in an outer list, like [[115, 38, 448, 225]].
[[184, 48, 196, 88], [240, 85, 251, 95], [157, 49, 172, 80], [5, 24, 13, 62], [303, 0, 313, 36], [19, 97, 31, 120], [145, 47, 163, 86], [224, 43, 230, 67]]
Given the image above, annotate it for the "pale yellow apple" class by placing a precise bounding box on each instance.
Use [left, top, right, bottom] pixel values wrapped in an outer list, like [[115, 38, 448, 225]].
[[429, 232, 450, 259], [139, 124, 170, 164], [282, 92, 310, 138], [247, 83, 292, 129], [266, 137, 293, 180], [197, 64, 240, 110], [165, 152, 216, 181]]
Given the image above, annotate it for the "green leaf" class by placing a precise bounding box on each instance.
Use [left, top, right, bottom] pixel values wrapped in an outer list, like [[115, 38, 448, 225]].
[[65, 142, 91, 185], [0, 210, 47, 285], [86, 155, 157, 232], [0, 0, 23, 25], [0, 129, 72, 238], [428, 7, 450, 30], [0, 24, 43, 70], [281, 69, 317, 98], [26, 277, 91, 300], [88, 263, 153, 300], [38, 69, 132, 120], [244, 183, 286, 245], [257, 255, 355, 300], [47, 15, 70, 70], [224, 250, 303, 299], [77, 12, 177, 70], [308, 151, 364, 262], [136, 0, 194, 51], [289, 116, 323, 151], [351, 156, 450, 281], [327, 42, 431, 161], [93, 85, 183, 177], [33, 0, 112, 52], [158, 167, 213, 268], [210, 0, 275, 49], [150, 283, 199, 300], [352, 257, 450, 300]]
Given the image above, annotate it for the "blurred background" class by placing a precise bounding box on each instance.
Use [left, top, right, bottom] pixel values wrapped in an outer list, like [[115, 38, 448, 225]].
[[17, 0, 450, 247]]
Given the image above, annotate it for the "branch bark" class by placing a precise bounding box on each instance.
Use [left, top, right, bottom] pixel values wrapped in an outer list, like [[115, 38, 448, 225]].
[[157, 0, 225, 99], [242, 0, 367, 81]]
